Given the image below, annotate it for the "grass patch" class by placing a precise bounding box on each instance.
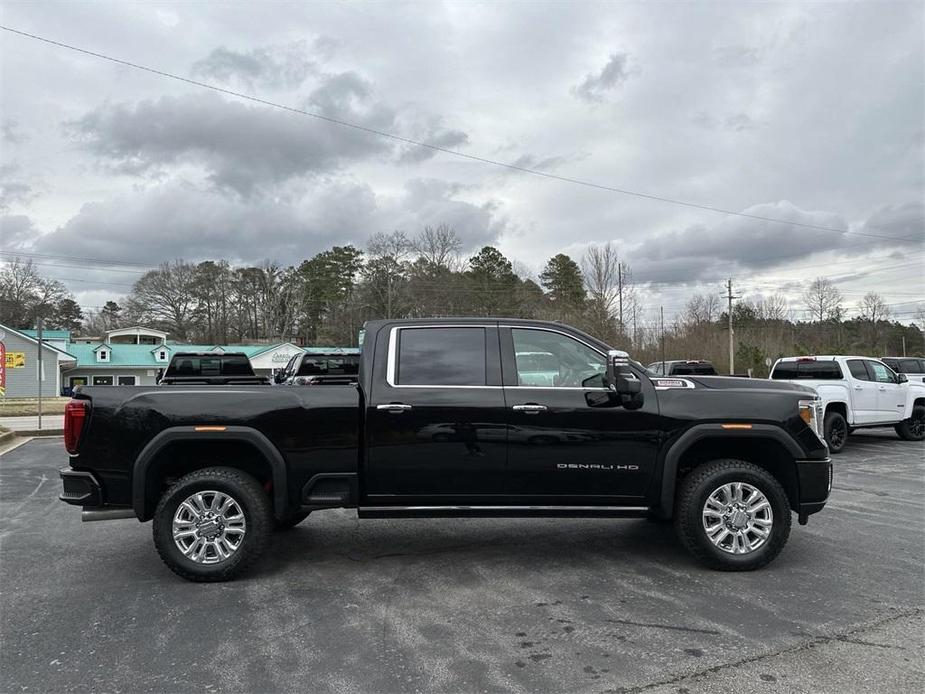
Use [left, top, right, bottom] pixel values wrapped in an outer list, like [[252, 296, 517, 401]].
[[0, 398, 69, 417]]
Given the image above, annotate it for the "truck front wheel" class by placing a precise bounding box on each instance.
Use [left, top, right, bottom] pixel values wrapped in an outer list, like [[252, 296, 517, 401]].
[[674, 459, 792, 571], [152, 467, 273, 582], [895, 405, 925, 441], [824, 411, 848, 453]]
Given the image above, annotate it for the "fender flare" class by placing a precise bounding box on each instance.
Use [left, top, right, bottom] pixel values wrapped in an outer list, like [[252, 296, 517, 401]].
[[132, 426, 289, 521], [657, 423, 805, 518]]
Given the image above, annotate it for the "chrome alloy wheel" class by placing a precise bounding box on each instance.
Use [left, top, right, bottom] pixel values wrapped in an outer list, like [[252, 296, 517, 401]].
[[701, 482, 773, 555], [172, 490, 246, 564]]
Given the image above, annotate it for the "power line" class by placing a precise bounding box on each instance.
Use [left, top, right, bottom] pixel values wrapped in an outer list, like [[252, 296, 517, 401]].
[[1, 24, 918, 244]]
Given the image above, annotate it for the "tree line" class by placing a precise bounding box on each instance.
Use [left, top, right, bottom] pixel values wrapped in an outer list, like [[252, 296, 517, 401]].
[[1, 224, 922, 377]]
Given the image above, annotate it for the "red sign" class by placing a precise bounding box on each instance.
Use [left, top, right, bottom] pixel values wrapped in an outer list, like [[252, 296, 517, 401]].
[[0, 341, 6, 396]]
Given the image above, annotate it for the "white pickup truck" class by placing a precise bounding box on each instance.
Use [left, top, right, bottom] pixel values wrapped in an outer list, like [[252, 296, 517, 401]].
[[769, 356, 925, 452]]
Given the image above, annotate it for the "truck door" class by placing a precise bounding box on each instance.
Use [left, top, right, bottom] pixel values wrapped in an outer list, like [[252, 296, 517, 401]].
[[365, 324, 508, 501], [866, 360, 906, 422], [846, 359, 880, 424], [500, 326, 660, 501]]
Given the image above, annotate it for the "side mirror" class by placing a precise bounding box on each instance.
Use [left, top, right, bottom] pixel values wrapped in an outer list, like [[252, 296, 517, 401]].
[[615, 375, 641, 395], [897, 373, 908, 384], [604, 350, 645, 409]]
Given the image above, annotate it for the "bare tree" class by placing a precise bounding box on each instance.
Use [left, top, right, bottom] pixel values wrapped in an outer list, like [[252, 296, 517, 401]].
[[802, 277, 843, 322], [755, 293, 790, 321], [413, 224, 462, 271], [581, 243, 620, 340], [857, 292, 891, 323], [683, 293, 721, 326]]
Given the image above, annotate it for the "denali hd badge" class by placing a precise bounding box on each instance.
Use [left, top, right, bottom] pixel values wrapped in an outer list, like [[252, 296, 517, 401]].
[[557, 463, 640, 471], [652, 378, 695, 390]]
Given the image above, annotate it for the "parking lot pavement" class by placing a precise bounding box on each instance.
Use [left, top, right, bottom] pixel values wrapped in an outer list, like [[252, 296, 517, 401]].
[[1, 432, 922, 694]]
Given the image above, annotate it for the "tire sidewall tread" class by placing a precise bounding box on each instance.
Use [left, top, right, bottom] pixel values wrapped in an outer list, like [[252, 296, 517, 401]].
[[152, 466, 273, 582], [895, 405, 925, 441], [824, 411, 847, 454], [674, 458, 792, 571]]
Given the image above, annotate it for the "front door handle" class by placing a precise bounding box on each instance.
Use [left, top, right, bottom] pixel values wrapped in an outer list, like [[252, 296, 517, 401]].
[[377, 403, 412, 413], [854, 385, 863, 390], [512, 404, 547, 414]]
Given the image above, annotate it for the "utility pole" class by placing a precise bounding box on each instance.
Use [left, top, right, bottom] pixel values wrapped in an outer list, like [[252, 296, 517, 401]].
[[36, 316, 43, 430], [724, 278, 740, 375], [617, 262, 624, 338], [902, 335, 907, 357], [660, 306, 666, 374]]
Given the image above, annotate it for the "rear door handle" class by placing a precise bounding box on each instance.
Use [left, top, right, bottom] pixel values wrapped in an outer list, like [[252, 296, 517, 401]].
[[512, 404, 547, 413], [854, 385, 863, 390], [377, 403, 412, 413]]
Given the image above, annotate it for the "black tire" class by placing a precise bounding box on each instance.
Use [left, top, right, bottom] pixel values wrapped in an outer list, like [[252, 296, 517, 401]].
[[895, 405, 925, 442], [824, 411, 848, 454], [152, 467, 273, 582], [674, 459, 792, 571], [274, 511, 310, 531]]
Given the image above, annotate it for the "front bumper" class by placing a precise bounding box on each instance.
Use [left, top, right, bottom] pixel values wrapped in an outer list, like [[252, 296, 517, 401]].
[[796, 457, 833, 519], [59, 467, 103, 506]]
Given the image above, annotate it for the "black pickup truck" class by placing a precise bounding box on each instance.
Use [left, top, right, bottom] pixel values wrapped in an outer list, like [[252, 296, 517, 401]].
[[60, 318, 832, 582], [159, 352, 270, 386]]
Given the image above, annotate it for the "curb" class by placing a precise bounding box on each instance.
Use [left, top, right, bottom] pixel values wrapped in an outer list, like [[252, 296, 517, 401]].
[[0, 429, 15, 445], [14, 429, 64, 437]]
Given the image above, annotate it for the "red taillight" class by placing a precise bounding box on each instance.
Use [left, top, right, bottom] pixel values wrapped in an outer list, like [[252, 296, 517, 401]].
[[64, 400, 88, 454]]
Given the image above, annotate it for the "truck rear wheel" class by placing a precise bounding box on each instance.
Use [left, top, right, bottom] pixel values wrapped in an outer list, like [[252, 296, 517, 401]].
[[895, 405, 925, 441], [152, 467, 273, 582], [675, 459, 791, 571], [824, 411, 848, 453]]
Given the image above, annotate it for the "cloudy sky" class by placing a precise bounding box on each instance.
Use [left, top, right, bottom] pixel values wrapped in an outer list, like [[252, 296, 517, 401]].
[[1, 1, 923, 322]]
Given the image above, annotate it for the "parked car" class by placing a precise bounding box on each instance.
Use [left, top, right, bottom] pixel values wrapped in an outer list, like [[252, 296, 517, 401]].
[[769, 356, 925, 452], [60, 318, 832, 581], [647, 360, 718, 376], [159, 352, 269, 386], [275, 352, 360, 386], [881, 357, 925, 384]]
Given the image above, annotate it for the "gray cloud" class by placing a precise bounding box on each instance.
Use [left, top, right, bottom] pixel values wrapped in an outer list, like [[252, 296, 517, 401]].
[[396, 114, 469, 164], [0, 164, 35, 210], [69, 91, 392, 195], [26, 176, 502, 270], [628, 200, 922, 285], [712, 44, 761, 67], [1, 119, 26, 144], [692, 112, 758, 131], [572, 53, 631, 102], [191, 41, 322, 90], [0, 214, 39, 251]]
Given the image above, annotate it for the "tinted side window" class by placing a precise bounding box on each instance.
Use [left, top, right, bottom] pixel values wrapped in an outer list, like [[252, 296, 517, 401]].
[[847, 360, 871, 381], [397, 328, 486, 386], [512, 329, 605, 388], [899, 359, 923, 373], [867, 360, 896, 384]]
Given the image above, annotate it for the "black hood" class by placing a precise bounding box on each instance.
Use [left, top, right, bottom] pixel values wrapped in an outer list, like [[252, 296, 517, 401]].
[[684, 375, 816, 395]]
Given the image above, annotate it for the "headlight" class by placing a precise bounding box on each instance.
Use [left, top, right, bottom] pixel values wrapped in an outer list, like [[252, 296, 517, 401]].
[[799, 398, 826, 444]]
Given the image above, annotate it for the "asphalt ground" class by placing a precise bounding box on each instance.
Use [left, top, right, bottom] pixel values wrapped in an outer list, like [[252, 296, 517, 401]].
[[1, 431, 922, 693]]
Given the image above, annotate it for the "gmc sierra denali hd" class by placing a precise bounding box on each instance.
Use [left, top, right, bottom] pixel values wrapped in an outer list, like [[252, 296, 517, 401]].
[[59, 319, 832, 582]]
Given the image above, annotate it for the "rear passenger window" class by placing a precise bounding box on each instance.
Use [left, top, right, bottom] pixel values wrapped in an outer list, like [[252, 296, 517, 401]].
[[396, 328, 486, 386], [847, 360, 871, 381], [771, 360, 843, 379]]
